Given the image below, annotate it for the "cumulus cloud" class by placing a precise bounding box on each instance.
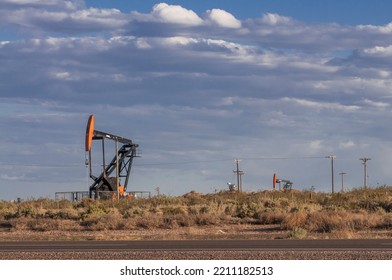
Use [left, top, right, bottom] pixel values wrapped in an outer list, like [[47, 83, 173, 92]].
[[134, 2, 204, 26], [0, 1, 127, 34], [357, 22, 392, 34], [205, 9, 241, 28], [361, 45, 392, 57]]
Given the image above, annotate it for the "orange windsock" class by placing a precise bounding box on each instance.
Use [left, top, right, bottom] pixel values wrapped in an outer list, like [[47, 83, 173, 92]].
[[85, 114, 95, 152]]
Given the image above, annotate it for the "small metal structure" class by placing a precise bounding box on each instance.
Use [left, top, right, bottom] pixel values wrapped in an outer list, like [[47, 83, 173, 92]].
[[227, 182, 237, 191], [273, 173, 293, 190], [55, 191, 151, 201], [55, 191, 90, 201], [85, 115, 139, 199]]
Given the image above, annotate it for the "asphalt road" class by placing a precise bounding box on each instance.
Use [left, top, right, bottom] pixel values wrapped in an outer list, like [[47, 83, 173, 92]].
[[1, 239, 392, 252]]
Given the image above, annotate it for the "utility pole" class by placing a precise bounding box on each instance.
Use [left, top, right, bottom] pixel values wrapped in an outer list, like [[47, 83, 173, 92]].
[[339, 172, 346, 193], [115, 139, 119, 200], [233, 159, 244, 192], [326, 155, 336, 193], [359, 158, 371, 189]]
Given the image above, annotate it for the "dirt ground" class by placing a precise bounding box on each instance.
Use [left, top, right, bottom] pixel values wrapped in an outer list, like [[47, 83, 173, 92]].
[[0, 223, 391, 241]]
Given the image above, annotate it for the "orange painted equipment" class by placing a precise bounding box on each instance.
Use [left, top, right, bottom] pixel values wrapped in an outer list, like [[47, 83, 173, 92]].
[[273, 173, 277, 189], [118, 186, 125, 196], [85, 114, 95, 152]]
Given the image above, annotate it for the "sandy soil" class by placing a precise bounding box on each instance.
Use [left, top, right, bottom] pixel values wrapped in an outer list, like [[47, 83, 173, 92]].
[[0, 224, 391, 241]]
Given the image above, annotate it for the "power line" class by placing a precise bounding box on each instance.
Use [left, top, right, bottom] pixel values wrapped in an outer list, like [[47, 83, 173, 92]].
[[0, 155, 368, 169], [134, 155, 328, 167]]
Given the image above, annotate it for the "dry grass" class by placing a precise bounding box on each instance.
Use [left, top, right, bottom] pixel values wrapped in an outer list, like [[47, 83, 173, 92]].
[[1, 187, 392, 240]]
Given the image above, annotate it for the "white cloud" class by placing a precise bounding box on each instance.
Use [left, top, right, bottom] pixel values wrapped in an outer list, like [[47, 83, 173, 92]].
[[163, 36, 199, 46], [339, 141, 356, 149], [260, 13, 293, 25], [70, 8, 127, 28], [0, 3, 128, 33], [309, 140, 324, 152], [53, 71, 72, 80], [0, 0, 83, 11], [3, 0, 60, 6], [361, 99, 390, 109], [361, 45, 392, 57], [150, 3, 203, 26], [282, 98, 361, 112], [205, 9, 241, 29], [0, 174, 25, 181], [357, 22, 392, 34]]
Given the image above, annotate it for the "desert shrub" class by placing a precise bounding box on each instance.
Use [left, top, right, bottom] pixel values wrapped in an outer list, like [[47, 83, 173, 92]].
[[350, 212, 382, 229], [278, 198, 290, 209], [235, 202, 262, 219], [254, 210, 285, 225], [306, 211, 353, 233], [162, 214, 194, 228], [282, 211, 308, 230], [263, 200, 276, 208], [357, 199, 383, 212], [187, 206, 199, 215], [78, 207, 123, 230], [16, 203, 46, 218], [75, 198, 96, 208], [130, 207, 146, 217], [0, 202, 17, 219], [185, 195, 207, 206], [44, 208, 80, 220], [194, 213, 220, 226], [287, 227, 308, 239], [81, 210, 123, 231], [5, 186, 392, 234], [377, 214, 392, 229], [223, 204, 236, 216], [161, 206, 188, 216], [0, 220, 12, 230], [55, 199, 75, 210], [380, 202, 392, 212], [150, 196, 184, 207], [199, 206, 209, 214], [84, 203, 107, 216], [7, 217, 30, 230], [134, 214, 163, 229], [27, 218, 66, 231]]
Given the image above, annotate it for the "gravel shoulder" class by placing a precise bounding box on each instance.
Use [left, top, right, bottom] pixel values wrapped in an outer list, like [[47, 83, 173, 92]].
[[1, 250, 392, 260], [1, 224, 392, 260]]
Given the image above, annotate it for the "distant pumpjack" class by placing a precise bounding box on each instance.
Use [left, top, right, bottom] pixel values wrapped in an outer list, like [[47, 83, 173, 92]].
[[85, 115, 139, 199], [273, 173, 293, 190]]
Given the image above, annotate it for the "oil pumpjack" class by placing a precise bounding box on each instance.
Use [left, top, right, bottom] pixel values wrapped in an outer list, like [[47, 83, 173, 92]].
[[273, 173, 293, 190], [85, 115, 139, 199]]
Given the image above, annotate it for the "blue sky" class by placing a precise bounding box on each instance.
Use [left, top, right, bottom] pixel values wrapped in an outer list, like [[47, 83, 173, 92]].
[[1, 1, 392, 200], [86, 0, 392, 25]]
